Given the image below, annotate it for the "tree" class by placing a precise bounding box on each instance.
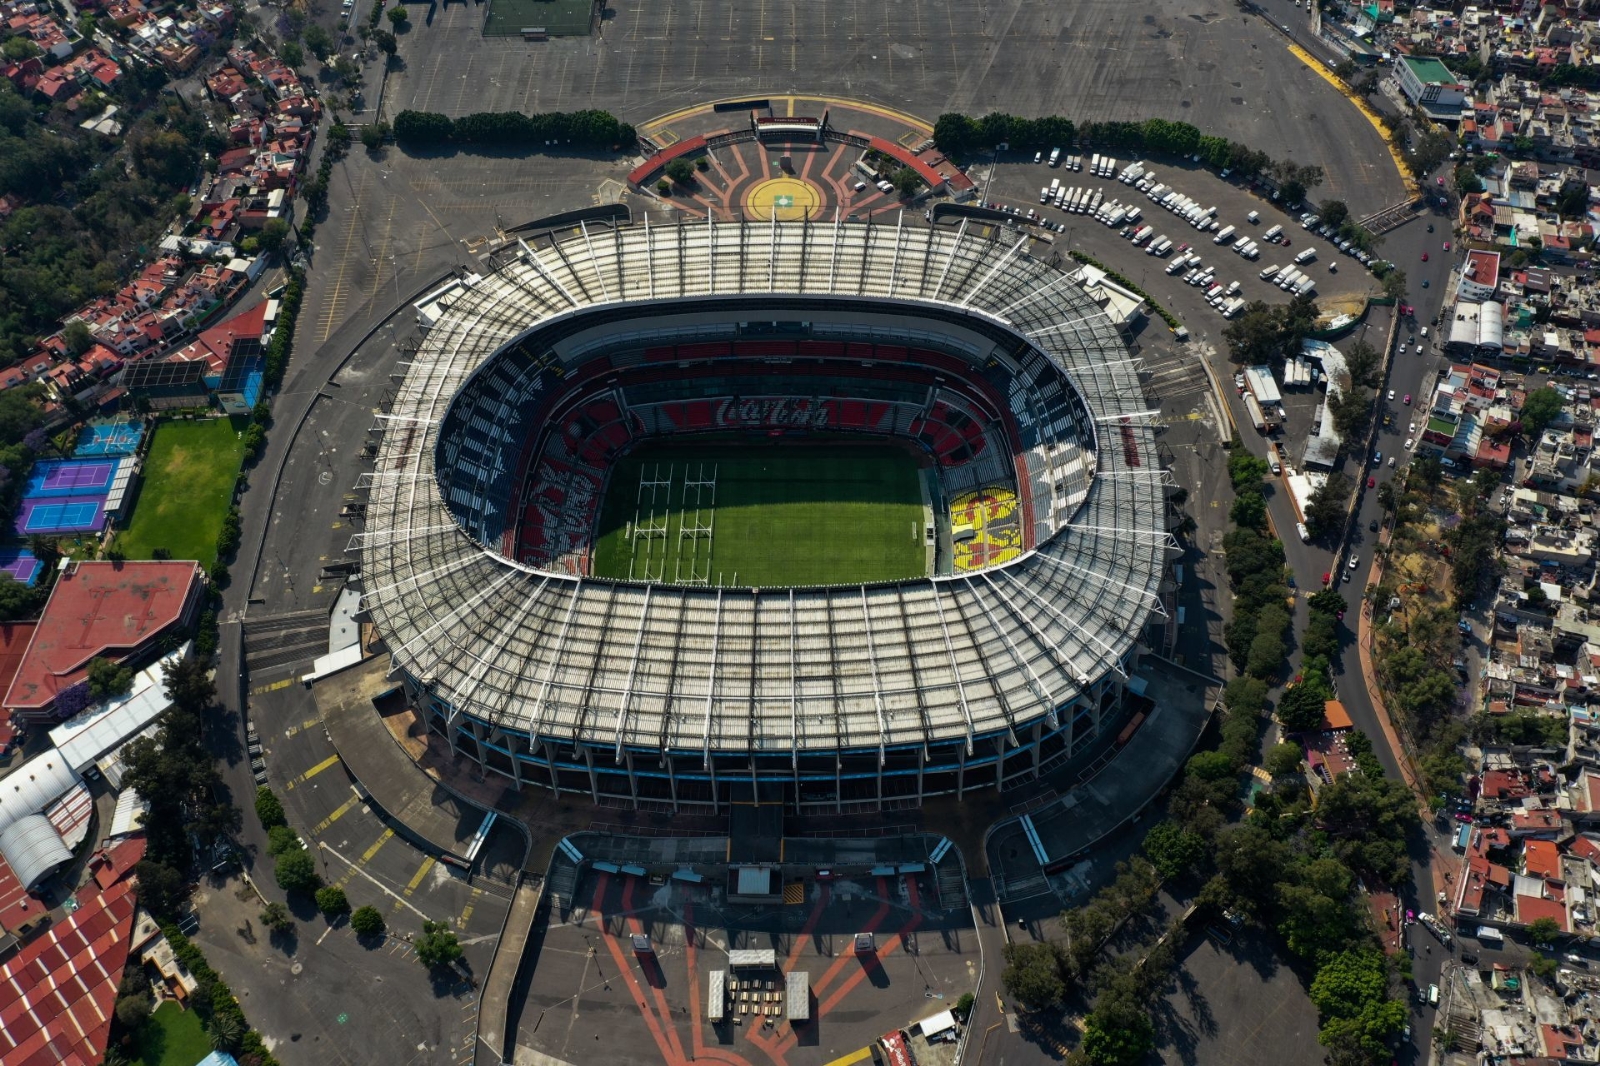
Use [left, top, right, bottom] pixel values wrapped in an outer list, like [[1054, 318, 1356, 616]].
[[1528, 916, 1561, 946], [267, 825, 302, 856], [1082, 992, 1155, 1066], [1142, 819, 1207, 880], [1222, 302, 1283, 365], [1277, 680, 1331, 733], [114, 994, 151, 1028], [259, 901, 293, 932], [1344, 340, 1381, 389], [1305, 471, 1355, 535], [316, 886, 351, 917], [279, 41, 304, 68], [303, 23, 334, 59], [274, 848, 319, 893], [1319, 200, 1350, 229], [86, 656, 134, 700], [254, 786, 286, 829], [1229, 490, 1267, 530], [63, 320, 94, 357], [415, 919, 464, 968], [133, 860, 188, 918], [372, 28, 397, 54], [1265, 741, 1305, 778], [1, 37, 40, 61], [891, 167, 919, 197], [350, 904, 386, 937], [1000, 941, 1067, 1011], [1310, 949, 1390, 1020], [387, 5, 408, 24], [665, 157, 696, 186], [1520, 386, 1564, 438], [1381, 269, 1408, 301], [208, 1011, 244, 1053], [258, 218, 290, 255], [360, 122, 390, 150]]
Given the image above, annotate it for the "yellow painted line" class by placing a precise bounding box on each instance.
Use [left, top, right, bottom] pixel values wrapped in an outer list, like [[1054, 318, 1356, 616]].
[[252, 679, 293, 695], [456, 887, 482, 929], [821, 1049, 873, 1066], [362, 828, 395, 863], [286, 753, 341, 790], [1286, 43, 1416, 196], [402, 857, 437, 896], [313, 795, 359, 835]]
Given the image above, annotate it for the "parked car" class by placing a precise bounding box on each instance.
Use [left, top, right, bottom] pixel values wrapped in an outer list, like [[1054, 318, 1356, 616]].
[[1403, 393, 1411, 405]]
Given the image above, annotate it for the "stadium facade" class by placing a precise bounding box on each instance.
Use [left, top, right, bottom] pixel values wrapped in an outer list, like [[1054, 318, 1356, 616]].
[[357, 217, 1175, 812]]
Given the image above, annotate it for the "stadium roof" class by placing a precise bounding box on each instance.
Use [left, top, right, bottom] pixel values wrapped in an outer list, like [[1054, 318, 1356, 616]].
[[360, 218, 1171, 758], [3, 561, 202, 715]]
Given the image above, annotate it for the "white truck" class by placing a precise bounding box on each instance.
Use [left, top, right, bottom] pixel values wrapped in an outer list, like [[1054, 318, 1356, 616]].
[[1048, 147, 1062, 167], [1123, 206, 1142, 224], [1165, 254, 1191, 274], [1214, 225, 1237, 244], [1224, 297, 1246, 318], [1132, 224, 1155, 243], [1107, 207, 1128, 227], [1089, 153, 1102, 175], [1149, 237, 1173, 256], [1293, 277, 1317, 296]]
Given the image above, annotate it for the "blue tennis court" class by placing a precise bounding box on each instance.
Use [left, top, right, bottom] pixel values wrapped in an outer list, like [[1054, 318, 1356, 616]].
[[0, 547, 42, 586], [15, 496, 107, 535], [23, 458, 117, 498], [74, 421, 144, 458]]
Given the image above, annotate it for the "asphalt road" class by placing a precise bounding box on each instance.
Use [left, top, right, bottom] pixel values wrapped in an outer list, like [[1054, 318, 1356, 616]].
[[1213, 162, 1465, 1061]]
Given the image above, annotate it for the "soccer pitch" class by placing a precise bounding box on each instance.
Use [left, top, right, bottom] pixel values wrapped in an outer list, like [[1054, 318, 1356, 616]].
[[591, 441, 928, 587]]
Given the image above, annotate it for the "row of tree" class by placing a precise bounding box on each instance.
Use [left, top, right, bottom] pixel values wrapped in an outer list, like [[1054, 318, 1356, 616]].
[[393, 109, 637, 151], [931, 114, 1326, 203], [1220, 447, 1294, 680]]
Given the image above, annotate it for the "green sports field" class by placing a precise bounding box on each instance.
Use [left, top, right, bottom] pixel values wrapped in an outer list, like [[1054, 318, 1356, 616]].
[[591, 441, 927, 587]]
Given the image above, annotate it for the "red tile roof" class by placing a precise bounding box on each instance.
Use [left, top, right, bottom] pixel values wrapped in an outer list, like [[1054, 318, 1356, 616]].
[[1523, 839, 1561, 880], [90, 837, 146, 891], [1516, 893, 1568, 931], [0, 877, 137, 1066], [2, 562, 202, 716]]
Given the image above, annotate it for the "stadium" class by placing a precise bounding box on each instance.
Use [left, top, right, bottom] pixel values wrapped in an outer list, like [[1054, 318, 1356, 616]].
[[357, 217, 1175, 811]]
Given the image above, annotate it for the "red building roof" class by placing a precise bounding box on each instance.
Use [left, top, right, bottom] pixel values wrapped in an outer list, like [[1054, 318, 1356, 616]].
[[1515, 893, 1568, 931], [2, 562, 202, 716], [0, 876, 138, 1066], [1523, 839, 1561, 880]]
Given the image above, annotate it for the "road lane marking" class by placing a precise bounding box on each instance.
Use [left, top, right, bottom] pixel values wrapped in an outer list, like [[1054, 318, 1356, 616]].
[[285, 753, 341, 789], [403, 856, 436, 896], [321, 839, 430, 919], [313, 795, 359, 835]]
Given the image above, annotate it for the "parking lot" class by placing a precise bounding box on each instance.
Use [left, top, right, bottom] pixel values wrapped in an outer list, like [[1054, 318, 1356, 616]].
[[978, 156, 1384, 345], [514, 867, 976, 1066], [378, 0, 1401, 209]]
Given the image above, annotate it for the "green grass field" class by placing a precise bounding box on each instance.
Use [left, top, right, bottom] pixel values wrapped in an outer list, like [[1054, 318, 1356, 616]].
[[591, 441, 927, 587], [116, 418, 245, 567], [131, 1001, 212, 1066]]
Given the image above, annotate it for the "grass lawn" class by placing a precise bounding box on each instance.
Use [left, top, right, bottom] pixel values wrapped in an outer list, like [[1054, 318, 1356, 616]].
[[130, 1000, 212, 1066], [591, 440, 927, 587], [116, 418, 245, 568]]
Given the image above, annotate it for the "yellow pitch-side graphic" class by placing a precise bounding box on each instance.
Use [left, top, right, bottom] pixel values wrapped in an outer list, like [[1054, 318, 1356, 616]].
[[745, 177, 821, 221]]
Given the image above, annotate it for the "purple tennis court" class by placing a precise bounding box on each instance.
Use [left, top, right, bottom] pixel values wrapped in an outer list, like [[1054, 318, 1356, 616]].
[[0, 547, 42, 586], [15, 496, 108, 535], [24, 459, 118, 498]]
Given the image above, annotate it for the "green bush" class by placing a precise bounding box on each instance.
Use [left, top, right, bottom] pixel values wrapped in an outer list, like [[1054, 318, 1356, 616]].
[[274, 848, 319, 892], [254, 786, 286, 829], [315, 886, 350, 917], [267, 825, 302, 856], [392, 109, 636, 151], [349, 905, 386, 937]]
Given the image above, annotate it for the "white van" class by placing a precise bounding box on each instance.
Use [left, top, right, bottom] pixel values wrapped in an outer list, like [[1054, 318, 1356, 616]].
[[1294, 247, 1317, 264], [1296, 521, 1311, 542]]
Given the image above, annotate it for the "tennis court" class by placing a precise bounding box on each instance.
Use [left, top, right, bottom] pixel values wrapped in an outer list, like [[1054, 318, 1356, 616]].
[[0, 547, 41, 586], [15, 496, 107, 535], [74, 421, 144, 458], [24, 458, 117, 497]]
